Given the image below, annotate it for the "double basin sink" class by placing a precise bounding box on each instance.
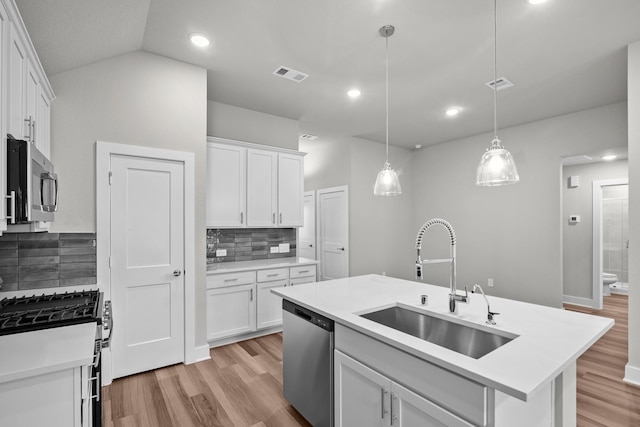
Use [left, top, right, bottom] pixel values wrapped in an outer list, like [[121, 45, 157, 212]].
[[360, 305, 517, 359]]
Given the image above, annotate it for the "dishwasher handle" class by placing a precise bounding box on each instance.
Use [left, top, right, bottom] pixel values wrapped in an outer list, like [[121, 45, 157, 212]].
[[283, 299, 334, 332]]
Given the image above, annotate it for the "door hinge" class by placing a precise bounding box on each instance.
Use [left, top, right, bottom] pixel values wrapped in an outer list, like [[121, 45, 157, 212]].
[[108, 257, 111, 268], [108, 171, 113, 185]]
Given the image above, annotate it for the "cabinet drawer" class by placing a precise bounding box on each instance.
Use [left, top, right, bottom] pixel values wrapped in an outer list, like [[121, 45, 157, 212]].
[[257, 268, 288, 282], [290, 277, 315, 286], [289, 265, 316, 279], [207, 271, 256, 289]]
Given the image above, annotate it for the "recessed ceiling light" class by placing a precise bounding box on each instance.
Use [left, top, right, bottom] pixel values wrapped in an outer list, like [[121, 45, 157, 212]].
[[446, 107, 461, 117], [526, 0, 548, 4], [602, 155, 617, 161], [347, 89, 361, 98], [414, 144, 422, 149], [189, 33, 210, 47]]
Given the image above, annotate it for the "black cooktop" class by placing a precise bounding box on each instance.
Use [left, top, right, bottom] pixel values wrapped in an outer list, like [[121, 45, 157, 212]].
[[0, 290, 101, 336]]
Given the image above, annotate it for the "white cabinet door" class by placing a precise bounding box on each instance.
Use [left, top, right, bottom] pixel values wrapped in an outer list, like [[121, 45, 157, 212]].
[[335, 350, 474, 427], [392, 382, 474, 427], [24, 61, 38, 144], [8, 24, 27, 140], [36, 86, 51, 157], [256, 279, 287, 329], [277, 153, 304, 227], [0, 2, 9, 231], [206, 142, 246, 227], [335, 350, 388, 427], [246, 149, 277, 227], [206, 284, 256, 340]]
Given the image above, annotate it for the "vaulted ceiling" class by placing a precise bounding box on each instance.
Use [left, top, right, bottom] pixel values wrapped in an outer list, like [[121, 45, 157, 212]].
[[16, 0, 640, 148]]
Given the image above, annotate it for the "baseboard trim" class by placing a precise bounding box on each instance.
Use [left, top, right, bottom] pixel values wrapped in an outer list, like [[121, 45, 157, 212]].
[[186, 344, 211, 364], [624, 364, 640, 386], [208, 327, 282, 348], [562, 295, 594, 308]]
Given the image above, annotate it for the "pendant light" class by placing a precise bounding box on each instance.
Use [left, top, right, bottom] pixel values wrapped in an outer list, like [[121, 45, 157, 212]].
[[373, 25, 402, 196], [476, 0, 519, 186]]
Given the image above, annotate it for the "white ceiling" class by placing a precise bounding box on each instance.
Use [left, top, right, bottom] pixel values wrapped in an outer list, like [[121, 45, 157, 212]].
[[15, 0, 640, 149]]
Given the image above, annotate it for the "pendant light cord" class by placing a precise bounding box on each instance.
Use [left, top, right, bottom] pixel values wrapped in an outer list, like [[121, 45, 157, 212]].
[[493, 0, 498, 142], [385, 34, 390, 163]]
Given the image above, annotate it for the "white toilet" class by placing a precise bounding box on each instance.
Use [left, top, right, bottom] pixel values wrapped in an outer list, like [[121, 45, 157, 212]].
[[603, 272, 618, 296]]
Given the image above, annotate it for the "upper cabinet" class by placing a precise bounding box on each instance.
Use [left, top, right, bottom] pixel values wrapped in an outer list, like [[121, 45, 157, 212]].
[[206, 137, 305, 228], [0, 0, 56, 234]]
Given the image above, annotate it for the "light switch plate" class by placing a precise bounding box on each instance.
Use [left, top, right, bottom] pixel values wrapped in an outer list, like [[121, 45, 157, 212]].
[[215, 249, 227, 257], [270, 246, 279, 253], [279, 243, 290, 253]]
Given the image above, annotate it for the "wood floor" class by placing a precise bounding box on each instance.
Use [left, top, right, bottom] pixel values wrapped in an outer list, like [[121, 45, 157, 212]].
[[103, 333, 310, 427], [105, 294, 639, 427], [565, 294, 640, 426]]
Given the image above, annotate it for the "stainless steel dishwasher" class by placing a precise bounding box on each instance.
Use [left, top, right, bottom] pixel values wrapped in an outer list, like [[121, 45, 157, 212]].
[[282, 299, 334, 427]]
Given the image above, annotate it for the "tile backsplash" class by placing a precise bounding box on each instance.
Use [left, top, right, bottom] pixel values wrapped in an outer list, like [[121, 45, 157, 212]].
[[207, 228, 296, 264], [0, 232, 97, 292]]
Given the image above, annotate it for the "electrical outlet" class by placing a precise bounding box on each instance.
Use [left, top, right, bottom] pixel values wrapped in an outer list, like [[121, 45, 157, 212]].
[[488, 278, 494, 287], [270, 246, 279, 253], [279, 243, 290, 253], [215, 249, 227, 257]]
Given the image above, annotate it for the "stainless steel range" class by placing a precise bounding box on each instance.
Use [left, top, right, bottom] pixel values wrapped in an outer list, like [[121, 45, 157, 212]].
[[0, 290, 112, 427]]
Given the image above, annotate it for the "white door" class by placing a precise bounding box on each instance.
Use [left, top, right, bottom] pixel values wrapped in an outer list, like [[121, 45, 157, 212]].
[[110, 155, 185, 378], [298, 191, 316, 259], [317, 186, 349, 280]]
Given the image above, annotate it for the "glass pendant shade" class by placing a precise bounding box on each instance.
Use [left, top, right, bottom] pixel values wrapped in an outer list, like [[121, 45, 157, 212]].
[[374, 162, 402, 196], [476, 138, 519, 186]]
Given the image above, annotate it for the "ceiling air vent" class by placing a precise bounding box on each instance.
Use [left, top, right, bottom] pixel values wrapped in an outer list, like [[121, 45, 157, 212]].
[[300, 134, 318, 140], [273, 66, 309, 83], [485, 77, 514, 91], [561, 155, 593, 165]]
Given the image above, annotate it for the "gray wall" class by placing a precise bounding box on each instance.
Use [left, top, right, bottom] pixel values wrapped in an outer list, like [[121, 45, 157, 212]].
[[301, 133, 415, 280], [411, 102, 627, 307], [562, 160, 628, 300], [48, 51, 208, 346], [627, 40, 640, 382], [207, 100, 299, 150]]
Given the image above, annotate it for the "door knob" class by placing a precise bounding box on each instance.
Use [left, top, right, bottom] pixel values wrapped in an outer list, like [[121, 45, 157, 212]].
[[308, 244, 313, 247], [173, 270, 182, 277], [338, 247, 345, 251]]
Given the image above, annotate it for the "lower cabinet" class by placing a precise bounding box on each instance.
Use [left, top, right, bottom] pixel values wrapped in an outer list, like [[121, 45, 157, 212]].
[[207, 263, 318, 344], [256, 279, 287, 329], [0, 365, 91, 427], [206, 283, 256, 341], [335, 350, 474, 427]]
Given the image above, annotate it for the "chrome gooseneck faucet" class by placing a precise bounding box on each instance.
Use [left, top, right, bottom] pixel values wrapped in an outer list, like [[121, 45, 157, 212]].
[[472, 284, 499, 325], [415, 218, 469, 314]]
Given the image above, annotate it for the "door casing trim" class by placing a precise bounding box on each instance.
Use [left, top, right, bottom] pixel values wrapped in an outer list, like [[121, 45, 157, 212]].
[[96, 141, 199, 385]]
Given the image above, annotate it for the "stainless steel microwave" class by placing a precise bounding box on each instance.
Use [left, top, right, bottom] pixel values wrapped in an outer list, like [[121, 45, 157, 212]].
[[6, 136, 58, 223]]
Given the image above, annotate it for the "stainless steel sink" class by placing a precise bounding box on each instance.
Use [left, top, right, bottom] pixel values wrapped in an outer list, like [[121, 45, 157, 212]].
[[361, 306, 516, 359]]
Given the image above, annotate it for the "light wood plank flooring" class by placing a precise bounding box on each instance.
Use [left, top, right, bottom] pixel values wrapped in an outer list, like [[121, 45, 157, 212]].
[[104, 333, 310, 427], [565, 294, 640, 426], [105, 294, 639, 426]]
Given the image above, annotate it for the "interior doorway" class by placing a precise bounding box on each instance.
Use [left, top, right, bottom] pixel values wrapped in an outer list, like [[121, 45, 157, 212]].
[[298, 191, 316, 260], [593, 179, 629, 308], [317, 186, 349, 281]]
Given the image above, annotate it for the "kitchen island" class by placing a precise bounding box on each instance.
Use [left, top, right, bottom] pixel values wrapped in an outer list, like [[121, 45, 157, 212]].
[[272, 274, 613, 427]]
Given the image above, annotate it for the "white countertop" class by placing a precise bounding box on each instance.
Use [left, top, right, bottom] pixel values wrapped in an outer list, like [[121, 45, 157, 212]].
[[272, 274, 613, 401], [207, 257, 319, 274], [0, 322, 96, 384]]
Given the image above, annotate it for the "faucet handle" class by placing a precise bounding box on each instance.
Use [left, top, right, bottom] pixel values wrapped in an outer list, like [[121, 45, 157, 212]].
[[487, 311, 499, 325]]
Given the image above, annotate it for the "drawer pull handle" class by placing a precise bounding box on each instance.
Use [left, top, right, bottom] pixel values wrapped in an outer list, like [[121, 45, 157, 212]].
[[224, 278, 238, 282], [267, 274, 279, 277], [297, 270, 309, 274]]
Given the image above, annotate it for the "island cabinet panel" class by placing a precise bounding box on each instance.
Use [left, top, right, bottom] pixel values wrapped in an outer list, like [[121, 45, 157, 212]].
[[335, 324, 488, 426], [335, 351, 474, 427]]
